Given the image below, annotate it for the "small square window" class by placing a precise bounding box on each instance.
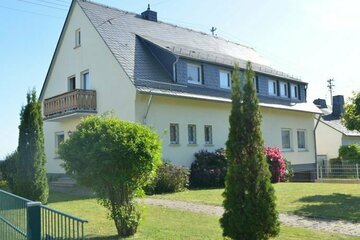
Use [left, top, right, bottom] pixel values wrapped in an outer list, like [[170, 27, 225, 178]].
[[170, 123, 179, 144], [297, 129, 306, 150], [281, 129, 292, 151], [280, 82, 288, 97], [75, 28, 81, 47], [268, 79, 277, 96], [188, 124, 197, 144], [82, 71, 90, 90], [220, 70, 231, 89], [187, 63, 202, 84], [68, 76, 76, 91], [204, 125, 213, 144]]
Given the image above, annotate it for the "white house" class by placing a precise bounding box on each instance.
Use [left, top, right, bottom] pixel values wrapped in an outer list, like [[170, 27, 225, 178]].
[[39, 0, 321, 179], [314, 96, 360, 162]]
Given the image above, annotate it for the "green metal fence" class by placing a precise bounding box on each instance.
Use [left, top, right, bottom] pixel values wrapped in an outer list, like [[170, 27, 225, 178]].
[[0, 189, 87, 240]]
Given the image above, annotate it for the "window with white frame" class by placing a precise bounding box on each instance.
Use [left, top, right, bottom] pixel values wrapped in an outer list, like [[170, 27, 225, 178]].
[[68, 76, 76, 91], [297, 129, 306, 150], [169, 123, 179, 144], [75, 28, 81, 47], [268, 79, 277, 96], [281, 129, 292, 151], [291, 84, 299, 99], [55, 132, 65, 157], [188, 124, 197, 144], [280, 82, 288, 97], [253, 76, 259, 93], [187, 63, 202, 84], [219, 70, 231, 89], [204, 125, 213, 144], [82, 71, 90, 90]]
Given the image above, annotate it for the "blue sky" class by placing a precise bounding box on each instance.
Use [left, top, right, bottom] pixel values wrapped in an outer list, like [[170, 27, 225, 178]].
[[1, 0, 360, 158]]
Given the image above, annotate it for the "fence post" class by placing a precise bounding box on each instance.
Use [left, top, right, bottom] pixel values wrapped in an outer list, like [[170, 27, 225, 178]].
[[27, 202, 41, 240], [357, 164, 359, 180]]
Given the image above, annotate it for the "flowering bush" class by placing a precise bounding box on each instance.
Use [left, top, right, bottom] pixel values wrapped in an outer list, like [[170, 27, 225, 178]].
[[263, 147, 290, 183]]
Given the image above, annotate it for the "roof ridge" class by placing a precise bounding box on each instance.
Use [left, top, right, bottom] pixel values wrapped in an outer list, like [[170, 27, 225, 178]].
[[78, 0, 255, 51]]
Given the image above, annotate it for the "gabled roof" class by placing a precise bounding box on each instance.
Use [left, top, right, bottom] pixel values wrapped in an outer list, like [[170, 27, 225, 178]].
[[318, 107, 360, 137]]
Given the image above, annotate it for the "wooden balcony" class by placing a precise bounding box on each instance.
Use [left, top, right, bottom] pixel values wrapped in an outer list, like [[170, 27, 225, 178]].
[[43, 89, 97, 120]]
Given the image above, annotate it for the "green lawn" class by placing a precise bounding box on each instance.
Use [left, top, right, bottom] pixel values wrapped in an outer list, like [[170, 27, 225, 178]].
[[47, 192, 360, 239], [152, 183, 360, 222]]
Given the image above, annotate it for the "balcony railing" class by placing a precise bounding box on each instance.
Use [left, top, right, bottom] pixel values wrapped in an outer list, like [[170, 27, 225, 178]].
[[44, 89, 97, 119]]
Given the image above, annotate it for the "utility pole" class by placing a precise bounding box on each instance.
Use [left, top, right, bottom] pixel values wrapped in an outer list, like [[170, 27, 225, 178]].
[[327, 78, 335, 105], [210, 27, 217, 36]]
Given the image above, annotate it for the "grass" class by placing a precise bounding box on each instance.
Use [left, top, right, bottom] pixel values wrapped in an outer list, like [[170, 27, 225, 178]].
[[152, 183, 360, 222], [47, 192, 360, 240]]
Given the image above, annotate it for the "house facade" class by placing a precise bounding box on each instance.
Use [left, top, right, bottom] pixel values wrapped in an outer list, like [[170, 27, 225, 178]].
[[40, 0, 321, 175], [314, 96, 360, 162]]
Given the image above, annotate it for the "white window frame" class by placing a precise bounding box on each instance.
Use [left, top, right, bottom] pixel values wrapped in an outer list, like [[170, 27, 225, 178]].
[[68, 75, 76, 91], [187, 63, 202, 84], [219, 70, 231, 89], [268, 79, 277, 96], [297, 129, 307, 151], [280, 82, 288, 97], [81, 71, 90, 90], [169, 123, 179, 144], [204, 125, 213, 145], [55, 132, 65, 158], [188, 124, 197, 144], [75, 28, 81, 47], [291, 84, 298, 99], [281, 128, 292, 151]]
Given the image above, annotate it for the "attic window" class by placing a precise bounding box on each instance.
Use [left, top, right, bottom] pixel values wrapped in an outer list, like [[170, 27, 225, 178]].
[[75, 28, 81, 47]]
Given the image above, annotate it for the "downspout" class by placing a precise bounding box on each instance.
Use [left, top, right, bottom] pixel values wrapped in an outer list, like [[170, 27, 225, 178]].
[[143, 94, 153, 125], [313, 113, 322, 180]]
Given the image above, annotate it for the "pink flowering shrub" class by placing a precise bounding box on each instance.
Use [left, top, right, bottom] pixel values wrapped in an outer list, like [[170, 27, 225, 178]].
[[263, 147, 288, 183]]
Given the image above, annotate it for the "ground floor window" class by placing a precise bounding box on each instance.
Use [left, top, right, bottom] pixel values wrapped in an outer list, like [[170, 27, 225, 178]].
[[204, 125, 213, 144], [169, 123, 179, 144], [55, 132, 65, 157], [297, 129, 306, 150], [188, 124, 197, 144], [281, 128, 292, 151]]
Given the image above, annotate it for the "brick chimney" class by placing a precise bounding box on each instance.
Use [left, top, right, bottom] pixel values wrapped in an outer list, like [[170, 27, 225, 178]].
[[141, 4, 157, 22], [313, 98, 327, 109], [332, 95, 344, 118]]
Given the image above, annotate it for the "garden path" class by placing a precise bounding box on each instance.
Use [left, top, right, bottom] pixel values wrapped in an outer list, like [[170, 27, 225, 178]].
[[143, 198, 360, 237]]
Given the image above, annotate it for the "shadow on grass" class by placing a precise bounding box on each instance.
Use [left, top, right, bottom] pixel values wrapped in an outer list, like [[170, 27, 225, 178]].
[[87, 235, 122, 240], [47, 191, 96, 204], [294, 193, 360, 222]]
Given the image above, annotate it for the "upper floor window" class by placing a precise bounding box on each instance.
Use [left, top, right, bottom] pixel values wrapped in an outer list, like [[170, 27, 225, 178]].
[[219, 70, 231, 89], [291, 84, 299, 99], [253, 76, 259, 93], [75, 28, 81, 47], [281, 128, 292, 151], [187, 63, 202, 84], [170, 123, 179, 144], [204, 125, 213, 145], [82, 71, 90, 90], [188, 124, 197, 144], [280, 82, 288, 97], [68, 76, 76, 91], [268, 79, 277, 96]]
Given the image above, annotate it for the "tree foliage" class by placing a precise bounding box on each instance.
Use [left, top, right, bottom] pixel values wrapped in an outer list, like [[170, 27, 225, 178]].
[[343, 92, 360, 131], [339, 144, 360, 164], [59, 115, 162, 237], [0, 151, 18, 191], [220, 63, 280, 239], [14, 89, 49, 203]]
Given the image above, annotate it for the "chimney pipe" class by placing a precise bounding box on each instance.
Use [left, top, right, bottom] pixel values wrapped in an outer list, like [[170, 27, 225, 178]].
[[332, 95, 344, 118], [313, 98, 327, 109], [141, 4, 157, 22]]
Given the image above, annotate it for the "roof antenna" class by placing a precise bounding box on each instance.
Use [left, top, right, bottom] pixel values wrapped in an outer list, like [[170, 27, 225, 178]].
[[210, 27, 217, 36]]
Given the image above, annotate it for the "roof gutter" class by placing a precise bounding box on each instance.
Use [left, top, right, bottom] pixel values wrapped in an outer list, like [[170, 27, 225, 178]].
[[313, 113, 323, 180]]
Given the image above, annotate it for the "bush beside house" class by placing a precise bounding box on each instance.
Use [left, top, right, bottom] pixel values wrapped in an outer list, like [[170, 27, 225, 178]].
[[339, 144, 360, 164]]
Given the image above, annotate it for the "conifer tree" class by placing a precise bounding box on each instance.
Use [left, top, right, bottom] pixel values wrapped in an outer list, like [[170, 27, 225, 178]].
[[220, 62, 280, 239], [15, 89, 49, 203]]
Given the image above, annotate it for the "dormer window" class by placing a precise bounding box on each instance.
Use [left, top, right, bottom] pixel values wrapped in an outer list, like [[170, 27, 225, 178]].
[[291, 84, 299, 99], [75, 28, 81, 47], [268, 79, 277, 96], [280, 82, 288, 97], [253, 76, 259, 93], [187, 63, 202, 84], [220, 70, 231, 89]]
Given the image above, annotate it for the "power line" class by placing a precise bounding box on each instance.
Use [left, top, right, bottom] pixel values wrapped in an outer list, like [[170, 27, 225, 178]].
[[17, 0, 68, 11], [0, 4, 63, 18], [32, 0, 69, 8], [51, 0, 71, 4]]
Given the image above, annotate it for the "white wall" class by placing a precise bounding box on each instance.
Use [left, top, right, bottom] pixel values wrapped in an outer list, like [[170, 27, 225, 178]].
[[42, 2, 136, 173], [316, 121, 343, 160], [136, 94, 316, 167]]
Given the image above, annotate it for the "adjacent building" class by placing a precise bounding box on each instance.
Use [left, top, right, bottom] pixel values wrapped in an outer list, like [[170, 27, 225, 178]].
[[39, 0, 321, 176]]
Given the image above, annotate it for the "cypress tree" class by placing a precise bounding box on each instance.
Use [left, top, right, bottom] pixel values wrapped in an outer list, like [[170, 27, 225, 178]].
[[15, 89, 49, 203], [220, 62, 280, 239]]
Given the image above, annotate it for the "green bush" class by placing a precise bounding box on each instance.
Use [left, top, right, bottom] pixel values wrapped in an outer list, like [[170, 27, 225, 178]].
[[0, 151, 18, 191], [145, 162, 189, 194], [190, 149, 227, 188], [329, 157, 342, 166], [339, 144, 360, 164]]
